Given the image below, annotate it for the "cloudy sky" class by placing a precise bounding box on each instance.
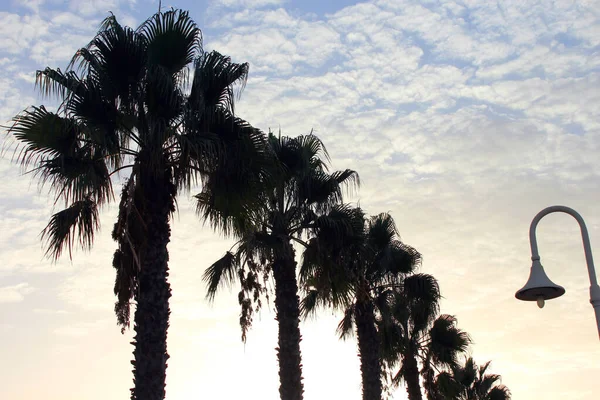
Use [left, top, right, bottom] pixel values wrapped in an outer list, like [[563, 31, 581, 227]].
[[1, 0, 599, 399]]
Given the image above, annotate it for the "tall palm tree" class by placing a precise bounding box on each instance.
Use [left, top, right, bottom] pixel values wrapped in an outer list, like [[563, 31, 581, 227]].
[[300, 212, 422, 400], [203, 131, 358, 400], [435, 357, 511, 400], [378, 280, 471, 400], [6, 10, 269, 400]]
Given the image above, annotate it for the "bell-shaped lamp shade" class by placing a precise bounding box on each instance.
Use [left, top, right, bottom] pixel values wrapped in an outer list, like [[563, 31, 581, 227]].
[[515, 260, 566, 305]]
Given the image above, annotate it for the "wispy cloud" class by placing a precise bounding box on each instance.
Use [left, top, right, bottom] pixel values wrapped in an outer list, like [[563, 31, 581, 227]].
[[0, 282, 35, 303]]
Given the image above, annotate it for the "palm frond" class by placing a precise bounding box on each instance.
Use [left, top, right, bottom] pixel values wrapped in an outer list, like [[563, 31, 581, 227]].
[[203, 251, 238, 301], [298, 237, 322, 284], [193, 115, 271, 237], [336, 304, 356, 339], [98, 12, 122, 32], [299, 289, 320, 318], [72, 20, 147, 105], [295, 133, 330, 166], [479, 373, 503, 395], [488, 385, 511, 400], [300, 168, 359, 212], [403, 273, 441, 332], [372, 289, 395, 316], [435, 371, 462, 399], [368, 213, 398, 246], [41, 196, 100, 260], [311, 203, 358, 240], [370, 241, 421, 280], [7, 106, 80, 168], [461, 357, 478, 387], [144, 63, 184, 124], [35, 68, 85, 101], [189, 50, 249, 116], [403, 273, 440, 302], [170, 129, 219, 191], [427, 315, 471, 370], [478, 360, 492, 379], [330, 168, 360, 194], [378, 308, 407, 369], [139, 9, 202, 76], [35, 150, 113, 205], [111, 176, 145, 331]]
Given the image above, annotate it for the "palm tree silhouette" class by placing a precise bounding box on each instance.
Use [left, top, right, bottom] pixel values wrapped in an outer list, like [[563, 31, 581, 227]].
[[6, 10, 270, 400]]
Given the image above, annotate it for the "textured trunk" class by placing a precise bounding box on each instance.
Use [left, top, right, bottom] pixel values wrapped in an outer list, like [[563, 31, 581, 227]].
[[355, 300, 383, 400], [130, 174, 173, 400], [422, 363, 442, 400], [272, 240, 304, 400], [404, 353, 423, 400]]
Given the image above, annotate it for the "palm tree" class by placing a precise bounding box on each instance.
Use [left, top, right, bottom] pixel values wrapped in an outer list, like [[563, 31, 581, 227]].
[[378, 279, 471, 400], [300, 212, 423, 400], [203, 131, 358, 400], [434, 357, 511, 400], [6, 10, 269, 400]]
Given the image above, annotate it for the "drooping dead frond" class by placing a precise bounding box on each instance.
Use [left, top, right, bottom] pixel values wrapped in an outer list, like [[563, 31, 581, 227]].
[[41, 196, 100, 260], [203, 251, 237, 301]]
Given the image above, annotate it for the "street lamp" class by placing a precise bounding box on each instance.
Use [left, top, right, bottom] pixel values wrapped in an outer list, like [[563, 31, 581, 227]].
[[515, 205, 600, 339]]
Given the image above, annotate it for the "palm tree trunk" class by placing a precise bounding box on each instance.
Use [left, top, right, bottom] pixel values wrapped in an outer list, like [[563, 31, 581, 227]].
[[272, 240, 304, 400], [422, 361, 443, 400], [130, 175, 174, 400], [404, 353, 423, 400], [355, 300, 383, 400]]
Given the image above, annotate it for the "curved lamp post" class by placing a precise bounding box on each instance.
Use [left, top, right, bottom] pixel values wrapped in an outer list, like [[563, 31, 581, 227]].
[[515, 205, 600, 339]]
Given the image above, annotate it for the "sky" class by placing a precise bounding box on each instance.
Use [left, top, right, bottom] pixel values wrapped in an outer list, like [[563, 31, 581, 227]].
[[0, 0, 599, 399]]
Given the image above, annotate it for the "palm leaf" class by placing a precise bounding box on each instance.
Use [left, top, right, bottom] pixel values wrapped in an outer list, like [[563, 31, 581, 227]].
[[295, 133, 330, 166], [403, 273, 441, 332], [336, 304, 356, 339], [300, 289, 320, 318], [139, 9, 202, 76], [72, 22, 147, 106], [41, 196, 99, 260], [370, 241, 421, 280], [203, 251, 238, 301], [7, 106, 80, 168], [488, 385, 511, 400], [427, 315, 471, 370], [35, 150, 112, 204], [193, 116, 271, 237], [435, 371, 461, 399], [189, 50, 249, 116], [35, 68, 85, 102]]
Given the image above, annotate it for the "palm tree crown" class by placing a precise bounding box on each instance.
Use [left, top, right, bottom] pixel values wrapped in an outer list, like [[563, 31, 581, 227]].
[[435, 357, 511, 400], [378, 279, 471, 400], [300, 211, 422, 400], [6, 9, 269, 400]]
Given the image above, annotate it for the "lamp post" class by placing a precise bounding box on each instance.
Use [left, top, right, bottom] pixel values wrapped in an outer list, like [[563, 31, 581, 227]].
[[515, 205, 600, 339]]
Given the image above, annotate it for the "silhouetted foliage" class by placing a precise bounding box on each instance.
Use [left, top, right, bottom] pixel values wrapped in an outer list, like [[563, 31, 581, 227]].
[[300, 211, 422, 400], [203, 130, 358, 400], [6, 9, 270, 400], [435, 357, 511, 400]]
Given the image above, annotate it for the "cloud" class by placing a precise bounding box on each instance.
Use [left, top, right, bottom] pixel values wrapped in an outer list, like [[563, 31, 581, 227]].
[[212, 0, 285, 10], [0, 13, 51, 54], [69, 0, 121, 17], [0, 283, 35, 303], [209, 10, 344, 75], [20, 0, 46, 13], [1, 0, 600, 399]]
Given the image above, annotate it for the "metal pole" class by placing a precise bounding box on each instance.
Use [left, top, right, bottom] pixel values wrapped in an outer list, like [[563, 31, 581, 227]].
[[529, 205, 600, 339]]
